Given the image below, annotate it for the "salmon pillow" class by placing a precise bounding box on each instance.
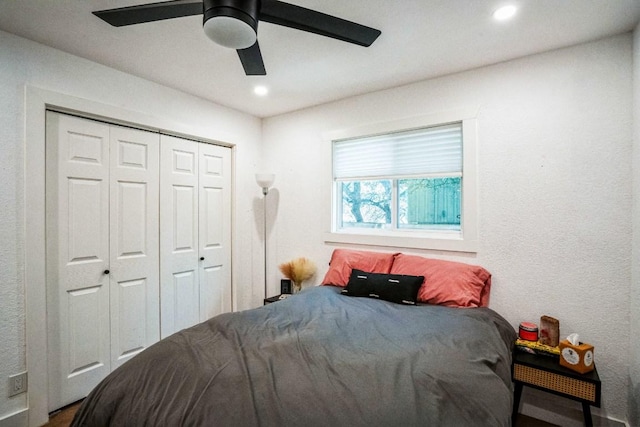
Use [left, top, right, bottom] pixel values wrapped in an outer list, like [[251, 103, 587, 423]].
[[321, 249, 398, 287], [389, 254, 491, 307]]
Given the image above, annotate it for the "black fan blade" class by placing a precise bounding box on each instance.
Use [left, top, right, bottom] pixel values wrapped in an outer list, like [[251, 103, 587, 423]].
[[260, 0, 380, 47], [237, 42, 266, 75], [93, 0, 202, 27]]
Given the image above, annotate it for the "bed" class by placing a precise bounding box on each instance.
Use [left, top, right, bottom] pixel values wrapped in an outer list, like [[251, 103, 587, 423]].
[[71, 282, 515, 426]]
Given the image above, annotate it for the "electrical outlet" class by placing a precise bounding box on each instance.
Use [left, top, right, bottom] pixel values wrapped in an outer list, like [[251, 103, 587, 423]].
[[8, 372, 27, 397]]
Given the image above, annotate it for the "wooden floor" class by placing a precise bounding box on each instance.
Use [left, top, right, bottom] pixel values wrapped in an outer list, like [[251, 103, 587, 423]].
[[44, 401, 82, 427], [516, 414, 559, 427], [44, 401, 557, 427]]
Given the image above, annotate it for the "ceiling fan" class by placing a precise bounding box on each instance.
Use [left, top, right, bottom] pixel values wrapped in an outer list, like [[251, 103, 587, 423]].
[[93, 0, 381, 76]]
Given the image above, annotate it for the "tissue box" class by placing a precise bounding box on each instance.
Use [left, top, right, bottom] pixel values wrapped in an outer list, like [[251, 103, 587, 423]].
[[559, 340, 595, 374]]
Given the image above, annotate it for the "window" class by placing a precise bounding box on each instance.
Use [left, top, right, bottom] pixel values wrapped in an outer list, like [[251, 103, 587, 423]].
[[325, 110, 478, 252]]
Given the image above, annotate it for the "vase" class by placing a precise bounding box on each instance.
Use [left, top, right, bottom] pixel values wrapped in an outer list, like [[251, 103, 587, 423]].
[[292, 282, 302, 294]]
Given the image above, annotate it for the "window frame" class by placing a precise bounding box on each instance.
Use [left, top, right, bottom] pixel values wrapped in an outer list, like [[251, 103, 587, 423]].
[[324, 109, 478, 253]]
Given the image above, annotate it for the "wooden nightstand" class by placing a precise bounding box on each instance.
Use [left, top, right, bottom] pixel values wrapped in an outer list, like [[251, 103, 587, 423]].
[[512, 351, 601, 427]]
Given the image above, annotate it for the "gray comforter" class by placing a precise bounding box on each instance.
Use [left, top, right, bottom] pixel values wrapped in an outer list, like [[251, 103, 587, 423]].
[[72, 286, 516, 427]]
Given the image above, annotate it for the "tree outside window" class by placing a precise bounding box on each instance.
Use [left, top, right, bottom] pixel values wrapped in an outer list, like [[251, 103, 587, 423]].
[[339, 177, 460, 230]]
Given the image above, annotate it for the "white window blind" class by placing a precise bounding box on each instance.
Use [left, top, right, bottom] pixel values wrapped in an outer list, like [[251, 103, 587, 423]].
[[333, 122, 462, 179]]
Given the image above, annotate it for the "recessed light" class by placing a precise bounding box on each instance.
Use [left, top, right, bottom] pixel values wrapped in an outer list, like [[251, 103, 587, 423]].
[[254, 85, 268, 96], [493, 5, 517, 21]]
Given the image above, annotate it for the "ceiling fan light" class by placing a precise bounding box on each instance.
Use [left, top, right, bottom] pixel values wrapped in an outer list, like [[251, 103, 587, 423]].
[[204, 16, 256, 49]]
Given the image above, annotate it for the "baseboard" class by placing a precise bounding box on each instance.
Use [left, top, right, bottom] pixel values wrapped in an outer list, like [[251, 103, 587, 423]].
[[523, 404, 627, 427], [521, 387, 627, 427], [0, 408, 28, 427]]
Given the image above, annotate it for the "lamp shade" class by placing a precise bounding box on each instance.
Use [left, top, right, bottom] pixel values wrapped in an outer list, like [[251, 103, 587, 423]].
[[255, 173, 275, 189]]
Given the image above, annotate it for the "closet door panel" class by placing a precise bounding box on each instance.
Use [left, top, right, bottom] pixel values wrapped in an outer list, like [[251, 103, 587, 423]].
[[201, 187, 223, 246], [173, 271, 200, 331], [109, 125, 160, 369], [200, 265, 224, 320], [198, 143, 232, 320], [173, 185, 197, 250], [113, 278, 147, 361], [160, 135, 199, 338], [67, 178, 105, 276], [46, 112, 111, 411], [67, 286, 106, 371]]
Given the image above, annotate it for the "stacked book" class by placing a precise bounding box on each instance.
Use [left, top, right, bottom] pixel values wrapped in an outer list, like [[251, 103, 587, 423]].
[[515, 338, 560, 358]]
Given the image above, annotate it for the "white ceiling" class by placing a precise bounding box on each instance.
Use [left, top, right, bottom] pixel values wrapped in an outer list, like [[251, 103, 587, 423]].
[[1, 0, 639, 118]]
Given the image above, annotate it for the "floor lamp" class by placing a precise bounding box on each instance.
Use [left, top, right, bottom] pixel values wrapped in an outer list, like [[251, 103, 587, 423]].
[[256, 173, 275, 300]]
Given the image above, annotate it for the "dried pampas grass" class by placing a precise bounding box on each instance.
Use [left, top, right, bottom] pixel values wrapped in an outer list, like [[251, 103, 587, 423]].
[[279, 257, 317, 291]]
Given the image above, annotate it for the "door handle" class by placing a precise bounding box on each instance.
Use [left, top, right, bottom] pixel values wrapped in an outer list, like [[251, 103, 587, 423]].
[[104, 269, 110, 275], [200, 257, 205, 261]]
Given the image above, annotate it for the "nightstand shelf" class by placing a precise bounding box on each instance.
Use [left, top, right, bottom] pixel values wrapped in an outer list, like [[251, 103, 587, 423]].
[[264, 295, 287, 305], [512, 351, 601, 426]]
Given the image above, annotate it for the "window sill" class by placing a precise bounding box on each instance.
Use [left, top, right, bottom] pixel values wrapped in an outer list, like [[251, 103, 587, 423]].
[[323, 231, 477, 253]]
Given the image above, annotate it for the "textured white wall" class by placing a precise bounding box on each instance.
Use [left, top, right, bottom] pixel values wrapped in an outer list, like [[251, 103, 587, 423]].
[[630, 22, 640, 427], [0, 30, 264, 421], [0, 27, 635, 426], [263, 35, 633, 424]]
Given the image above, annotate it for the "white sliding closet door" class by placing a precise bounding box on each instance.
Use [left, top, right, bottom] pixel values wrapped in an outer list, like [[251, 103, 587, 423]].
[[46, 112, 161, 411], [160, 135, 231, 338]]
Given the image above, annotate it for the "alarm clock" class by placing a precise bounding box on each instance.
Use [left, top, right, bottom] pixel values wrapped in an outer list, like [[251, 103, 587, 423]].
[[559, 339, 595, 374]]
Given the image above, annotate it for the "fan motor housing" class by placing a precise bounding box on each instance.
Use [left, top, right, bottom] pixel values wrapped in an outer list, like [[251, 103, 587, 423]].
[[203, 0, 260, 32]]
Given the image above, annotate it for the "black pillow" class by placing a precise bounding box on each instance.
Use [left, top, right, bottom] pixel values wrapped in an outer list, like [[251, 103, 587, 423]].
[[341, 269, 424, 305]]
